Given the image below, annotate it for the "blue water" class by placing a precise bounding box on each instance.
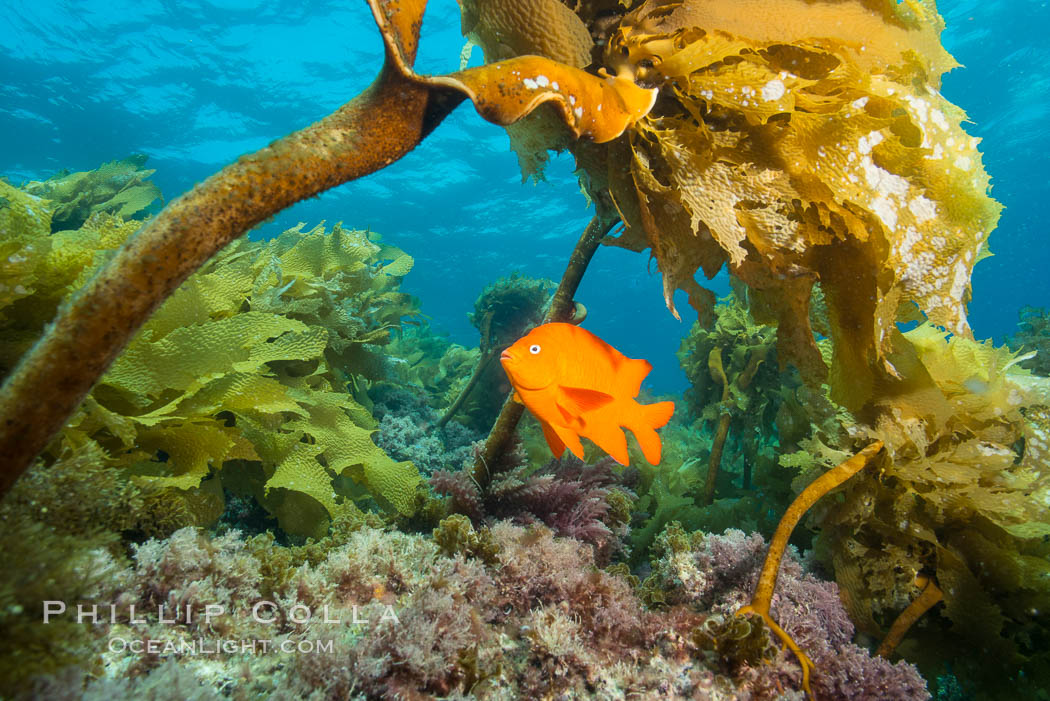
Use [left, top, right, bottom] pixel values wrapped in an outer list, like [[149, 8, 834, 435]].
[[1, 0, 1047, 393]]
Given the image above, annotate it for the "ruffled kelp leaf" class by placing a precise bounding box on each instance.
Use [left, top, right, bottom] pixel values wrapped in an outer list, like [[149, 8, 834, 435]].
[[265, 442, 339, 517], [612, 0, 997, 406], [345, 454, 422, 517], [243, 326, 329, 369], [0, 205, 137, 374], [103, 313, 308, 401], [132, 421, 236, 491], [284, 391, 423, 516], [23, 154, 160, 231], [380, 251, 414, 277], [0, 182, 53, 323], [171, 373, 308, 418]]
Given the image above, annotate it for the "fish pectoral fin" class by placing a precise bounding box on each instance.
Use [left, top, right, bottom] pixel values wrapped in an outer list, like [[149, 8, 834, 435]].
[[554, 400, 577, 427], [558, 385, 615, 415], [512, 391, 524, 405], [548, 423, 585, 461]]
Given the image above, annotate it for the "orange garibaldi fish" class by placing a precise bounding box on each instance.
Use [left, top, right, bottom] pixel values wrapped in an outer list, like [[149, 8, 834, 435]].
[[499, 322, 675, 466]]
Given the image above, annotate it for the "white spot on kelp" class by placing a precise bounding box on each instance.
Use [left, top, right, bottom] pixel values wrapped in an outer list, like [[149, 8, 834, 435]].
[[760, 79, 785, 101]]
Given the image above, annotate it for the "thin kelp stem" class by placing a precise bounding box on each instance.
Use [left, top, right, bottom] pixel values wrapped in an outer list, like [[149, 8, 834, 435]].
[[0, 15, 463, 497], [750, 441, 884, 612], [438, 353, 496, 430], [438, 311, 496, 429], [703, 345, 767, 505], [472, 215, 615, 487], [876, 575, 944, 658], [703, 347, 732, 505]]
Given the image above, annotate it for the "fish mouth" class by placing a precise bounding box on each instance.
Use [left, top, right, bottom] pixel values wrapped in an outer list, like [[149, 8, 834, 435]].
[[499, 350, 512, 362]]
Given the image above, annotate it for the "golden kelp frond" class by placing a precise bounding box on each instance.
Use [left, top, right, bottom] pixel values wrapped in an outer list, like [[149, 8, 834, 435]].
[[0, 181, 52, 325], [437, 0, 1000, 412], [805, 326, 1050, 688], [618, 0, 955, 78], [248, 224, 419, 367], [878, 327, 1050, 531], [282, 390, 421, 515], [594, 0, 1000, 407], [0, 197, 136, 372], [901, 324, 1050, 424]]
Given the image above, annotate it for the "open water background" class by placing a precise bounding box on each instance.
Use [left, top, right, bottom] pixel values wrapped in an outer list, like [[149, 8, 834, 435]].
[[2, 0, 1047, 392]]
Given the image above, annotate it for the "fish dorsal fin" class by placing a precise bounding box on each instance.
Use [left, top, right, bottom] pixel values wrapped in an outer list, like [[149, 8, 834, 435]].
[[615, 357, 652, 397], [558, 385, 615, 416]]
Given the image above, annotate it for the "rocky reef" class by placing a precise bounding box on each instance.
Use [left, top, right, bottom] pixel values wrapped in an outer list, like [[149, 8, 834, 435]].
[[9, 520, 928, 700]]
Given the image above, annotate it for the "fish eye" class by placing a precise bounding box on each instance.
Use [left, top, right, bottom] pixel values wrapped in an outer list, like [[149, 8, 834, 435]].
[[529, 344, 541, 355]]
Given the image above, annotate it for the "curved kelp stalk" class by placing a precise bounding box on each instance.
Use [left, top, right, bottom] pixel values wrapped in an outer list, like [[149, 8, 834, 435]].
[[875, 574, 944, 658], [0, 0, 658, 498], [736, 440, 885, 699], [0, 0, 442, 495], [703, 347, 732, 506]]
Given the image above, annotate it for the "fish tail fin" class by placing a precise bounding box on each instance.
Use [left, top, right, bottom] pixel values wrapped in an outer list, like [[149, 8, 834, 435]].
[[629, 400, 675, 465]]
